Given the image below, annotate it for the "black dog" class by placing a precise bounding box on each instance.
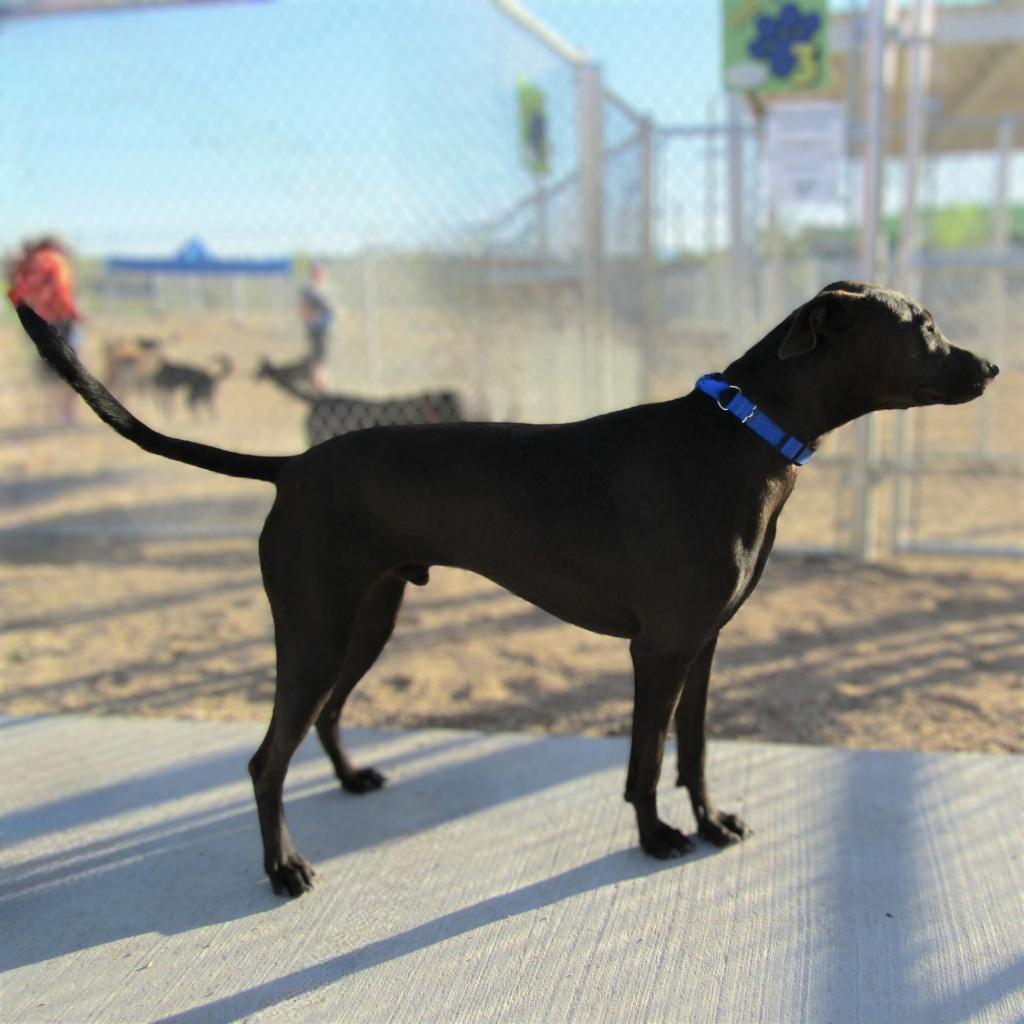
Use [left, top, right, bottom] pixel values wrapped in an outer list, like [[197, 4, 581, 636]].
[[256, 357, 464, 445], [254, 354, 323, 395], [152, 353, 232, 416], [14, 283, 998, 897]]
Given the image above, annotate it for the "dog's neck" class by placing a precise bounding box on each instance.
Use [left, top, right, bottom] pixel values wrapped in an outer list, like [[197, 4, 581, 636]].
[[720, 317, 860, 453]]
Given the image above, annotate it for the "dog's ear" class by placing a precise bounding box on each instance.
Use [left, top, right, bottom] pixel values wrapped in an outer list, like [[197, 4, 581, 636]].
[[778, 290, 861, 360]]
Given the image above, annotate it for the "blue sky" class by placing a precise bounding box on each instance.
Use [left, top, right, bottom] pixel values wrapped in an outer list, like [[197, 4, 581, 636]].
[[1, 0, 1017, 259], [1, 0, 727, 256]]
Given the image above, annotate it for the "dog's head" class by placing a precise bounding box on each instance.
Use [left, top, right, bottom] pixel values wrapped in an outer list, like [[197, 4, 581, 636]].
[[778, 282, 999, 412]]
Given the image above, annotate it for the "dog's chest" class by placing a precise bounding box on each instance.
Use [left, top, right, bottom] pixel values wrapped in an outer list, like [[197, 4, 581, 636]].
[[723, 474, 795, 611]]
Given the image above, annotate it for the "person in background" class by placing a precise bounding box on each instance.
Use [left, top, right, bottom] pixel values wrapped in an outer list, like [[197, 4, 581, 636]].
[[7, 235, 86, 424], [298, 260, 333, 392]]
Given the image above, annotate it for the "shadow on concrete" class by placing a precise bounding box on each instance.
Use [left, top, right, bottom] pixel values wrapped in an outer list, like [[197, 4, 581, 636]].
[[2, 730, 689, 975], [806, 748, 1022, 1023], [152, 845, 712, 1024]]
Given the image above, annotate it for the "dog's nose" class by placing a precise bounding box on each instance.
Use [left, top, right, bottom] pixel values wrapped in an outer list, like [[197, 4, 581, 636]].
[[985, 361, 1000, 380]]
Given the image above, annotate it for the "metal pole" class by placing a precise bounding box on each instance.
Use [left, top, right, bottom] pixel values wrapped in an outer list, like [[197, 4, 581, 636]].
[[992, 118, 1015, 254], [727, 91, 748, 357], [891, 0, 934, 551], [859, 0, 887, 282], [363, 250, 382, 393], [638, 115, 657, 403], [491, 0, 587, 66], [534, 174, 549, 263], [705, 97, 719, 325], [749, 108, 764, 328], [895, 0, 932, 289], [979, 115, 1014, 456], [768, 202, 783, 324], [578, 61, 605, 413], [851, 0, 890, 560]]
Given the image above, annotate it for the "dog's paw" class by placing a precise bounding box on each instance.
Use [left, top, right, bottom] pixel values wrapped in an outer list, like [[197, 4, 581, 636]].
[[342, 766, 387, 794], [269, 851, 316, 897], [698, 810, 751, 847], [640, 821, 696, 860]]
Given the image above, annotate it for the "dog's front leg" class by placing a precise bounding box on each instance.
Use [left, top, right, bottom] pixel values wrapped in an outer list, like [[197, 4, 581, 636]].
[[675, 635, 750, 846], [625, 642, 696, 858]]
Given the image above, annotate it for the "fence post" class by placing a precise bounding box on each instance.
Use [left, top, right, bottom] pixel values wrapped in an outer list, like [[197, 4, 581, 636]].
[[852, 0, 892, 560], [578, 60, 605, 413], [638, 115, 657, 403], [979, 115, 1015, 458], [705, 99, 721, 325], [891, 0, 934, 552], [362, 250, 382, 394], [726, 92, 749, 358]]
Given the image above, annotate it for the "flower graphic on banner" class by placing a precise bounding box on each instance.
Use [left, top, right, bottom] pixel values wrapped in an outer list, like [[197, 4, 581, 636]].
[[748, 3, 821, 80]]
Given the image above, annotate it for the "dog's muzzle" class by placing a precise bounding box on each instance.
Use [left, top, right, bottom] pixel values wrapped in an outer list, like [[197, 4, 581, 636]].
[[915, 357, 999, 407]]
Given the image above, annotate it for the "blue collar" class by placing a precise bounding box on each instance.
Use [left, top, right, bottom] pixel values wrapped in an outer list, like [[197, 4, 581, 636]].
[[695, 373, 814, 466]]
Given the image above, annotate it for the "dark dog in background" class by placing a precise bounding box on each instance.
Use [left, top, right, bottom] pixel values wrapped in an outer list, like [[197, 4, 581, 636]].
[[256, 357, 464, 445], [14, 284, 998, 898], [152, 353, 233, 416], [102, 335, 232, 415], [255, 354, 324, 396]]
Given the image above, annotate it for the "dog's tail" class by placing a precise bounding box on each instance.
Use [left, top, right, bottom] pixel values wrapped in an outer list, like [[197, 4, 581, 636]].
[[16, 304, 287, 484]]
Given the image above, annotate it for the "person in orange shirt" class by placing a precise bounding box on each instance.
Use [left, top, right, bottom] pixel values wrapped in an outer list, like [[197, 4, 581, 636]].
[[7, 236, 85, 423]]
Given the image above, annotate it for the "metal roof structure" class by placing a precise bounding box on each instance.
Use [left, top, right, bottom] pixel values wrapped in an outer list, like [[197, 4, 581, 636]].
[[823, 1, 1023, 153]]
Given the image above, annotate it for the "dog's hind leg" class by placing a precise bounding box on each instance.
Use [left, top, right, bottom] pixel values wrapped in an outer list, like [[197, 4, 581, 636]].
[[249, 664, 324, 894], [674, 634, 750, 846], [315, 573, 407, 793], [249, 565, 374, 896], [249, 627, 346, 896]]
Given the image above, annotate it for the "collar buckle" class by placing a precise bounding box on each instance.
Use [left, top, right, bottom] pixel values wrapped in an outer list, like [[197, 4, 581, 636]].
[[716, 384, 741, 412]]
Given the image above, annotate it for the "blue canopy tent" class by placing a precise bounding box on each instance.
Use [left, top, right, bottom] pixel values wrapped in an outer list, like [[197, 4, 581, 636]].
[[104, 238, 293, 318], [107, 238, 291, 277]]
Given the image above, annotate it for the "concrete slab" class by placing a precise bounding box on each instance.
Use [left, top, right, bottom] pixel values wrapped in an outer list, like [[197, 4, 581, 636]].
[[0, 713, 1021, 1023]]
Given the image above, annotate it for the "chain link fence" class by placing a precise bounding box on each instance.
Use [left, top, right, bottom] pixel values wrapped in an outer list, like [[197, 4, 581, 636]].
[[1, 0, 1021, 557], [888, 113, 1023, 555]]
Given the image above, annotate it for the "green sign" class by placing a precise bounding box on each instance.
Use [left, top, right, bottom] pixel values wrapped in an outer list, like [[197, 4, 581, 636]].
[[516, 81, 550, 177], [723, 0, 828, 93]]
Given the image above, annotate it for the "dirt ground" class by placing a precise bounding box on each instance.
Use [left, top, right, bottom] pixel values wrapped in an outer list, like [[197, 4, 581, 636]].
[[2, 527, 1021, 754], [1, 317, 1021, 756]]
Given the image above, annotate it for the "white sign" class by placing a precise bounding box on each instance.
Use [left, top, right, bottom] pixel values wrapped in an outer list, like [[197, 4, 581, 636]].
[[765, 101, 846, 205]]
